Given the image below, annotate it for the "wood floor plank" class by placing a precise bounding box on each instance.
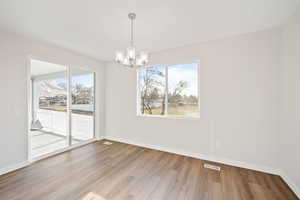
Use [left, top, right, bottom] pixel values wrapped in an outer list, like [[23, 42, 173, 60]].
[[0, 140, 298, 200]]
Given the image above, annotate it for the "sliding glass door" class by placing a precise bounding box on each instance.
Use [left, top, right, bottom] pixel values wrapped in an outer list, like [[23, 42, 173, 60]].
[[30, 59, 95, 159]]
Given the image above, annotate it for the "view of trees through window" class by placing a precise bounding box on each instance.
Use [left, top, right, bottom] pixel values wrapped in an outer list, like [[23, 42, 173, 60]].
[[37, 73, 94, 116], [139, 62, 199, 117], [71, 73, 94, 116]]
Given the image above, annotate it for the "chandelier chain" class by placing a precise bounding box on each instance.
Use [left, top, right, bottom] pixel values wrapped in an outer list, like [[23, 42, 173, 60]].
[[130, 16, 134, 46]]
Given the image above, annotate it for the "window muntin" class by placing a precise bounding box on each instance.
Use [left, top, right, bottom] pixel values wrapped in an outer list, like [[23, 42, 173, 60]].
[[138, 62, 199, 118]]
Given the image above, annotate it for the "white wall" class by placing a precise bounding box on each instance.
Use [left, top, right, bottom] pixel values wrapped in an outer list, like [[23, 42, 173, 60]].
[[279, 9, 300, 196], [105, 29, 282, 172], [0, 10, 299, 196], [0, 30, 105, 173]]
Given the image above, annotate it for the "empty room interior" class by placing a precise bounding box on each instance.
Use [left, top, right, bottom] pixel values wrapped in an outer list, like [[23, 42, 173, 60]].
[[1, 0, 300, 199]]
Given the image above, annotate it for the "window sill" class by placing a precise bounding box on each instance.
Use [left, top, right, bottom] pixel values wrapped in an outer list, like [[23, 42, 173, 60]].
[[136, 114, 200, 120]]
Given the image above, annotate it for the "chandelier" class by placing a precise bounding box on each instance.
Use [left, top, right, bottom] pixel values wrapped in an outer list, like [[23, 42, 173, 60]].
[[115, 13, 149, 68]]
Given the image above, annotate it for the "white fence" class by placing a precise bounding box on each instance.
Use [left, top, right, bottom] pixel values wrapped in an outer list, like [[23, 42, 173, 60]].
[[36, 109, 94, 140]]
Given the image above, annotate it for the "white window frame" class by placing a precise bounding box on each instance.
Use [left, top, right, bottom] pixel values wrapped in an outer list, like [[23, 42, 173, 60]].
[[137, 61, 200, 120]]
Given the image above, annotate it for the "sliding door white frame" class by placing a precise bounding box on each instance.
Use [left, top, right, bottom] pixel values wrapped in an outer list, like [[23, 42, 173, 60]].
[[26, 56, 97, 163], [67, 65, 72, 146]]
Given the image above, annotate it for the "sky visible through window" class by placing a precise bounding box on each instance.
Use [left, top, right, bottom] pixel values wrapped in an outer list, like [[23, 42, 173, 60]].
[[72, 73, 93, 87], [168, 63, 198, 96], [138, 63, 198, 96], [37, 73, 94, 99]]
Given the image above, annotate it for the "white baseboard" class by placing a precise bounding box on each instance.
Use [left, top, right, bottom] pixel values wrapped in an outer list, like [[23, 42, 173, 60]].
[[104, 136, 279, 175], [1, 137, 298, 198], [97, 136, 105, 141], [279, 171, 300, 198], [0, 161, 30, 176], [105, 135, 300, 198]]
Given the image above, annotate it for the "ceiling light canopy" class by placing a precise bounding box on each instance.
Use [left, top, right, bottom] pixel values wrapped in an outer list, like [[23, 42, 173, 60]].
[[115, 13, 149, 68]]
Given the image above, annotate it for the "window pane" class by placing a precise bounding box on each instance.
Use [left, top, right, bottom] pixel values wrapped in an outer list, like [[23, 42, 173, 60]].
[[37, 77, 68, 134], [167, 63, 199, 117], [38, 77, 67, 112], [139, 66, 166, 115], [71, 69, 95, 144]]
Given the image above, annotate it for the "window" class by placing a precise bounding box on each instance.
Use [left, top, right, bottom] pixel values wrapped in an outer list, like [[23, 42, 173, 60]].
[[138, 62, 199, 118]]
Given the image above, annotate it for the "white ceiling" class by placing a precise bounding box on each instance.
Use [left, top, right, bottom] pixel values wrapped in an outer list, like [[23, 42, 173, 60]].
[[0, 0, 299, 61]]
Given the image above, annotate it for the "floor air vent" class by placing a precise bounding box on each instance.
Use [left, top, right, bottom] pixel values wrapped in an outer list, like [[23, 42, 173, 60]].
[[204, 163, 221, 171]]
